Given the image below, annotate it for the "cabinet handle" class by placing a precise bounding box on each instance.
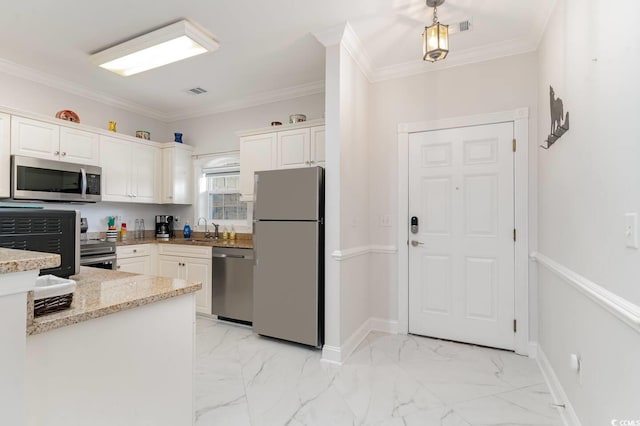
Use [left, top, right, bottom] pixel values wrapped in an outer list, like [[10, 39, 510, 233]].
[[61, 152, 67, 156], [310, 160, 315, 164], [117, 266, 121, 269], [54, 151, 60, 156], [167, 196, 173, 199], [133, 249, 137, 253]]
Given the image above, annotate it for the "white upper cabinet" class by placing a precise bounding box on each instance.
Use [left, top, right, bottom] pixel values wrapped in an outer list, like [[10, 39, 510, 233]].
[[59, 127, 100, 166], [0, 113, 10, 198], [239, 133, 277, 200], [276, 128, 310, 169], [100, 135, 160, 204], [11, 116, 100, 166], [162, 143, 193, 205], [238, 122, 325, 201], [310, 126, 325, 167]]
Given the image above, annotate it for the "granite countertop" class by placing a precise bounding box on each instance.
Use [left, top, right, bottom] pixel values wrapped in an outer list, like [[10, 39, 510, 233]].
[[27, 266, 202, 336], [117, 235, 254, 249], [0, 248, 60, 274]]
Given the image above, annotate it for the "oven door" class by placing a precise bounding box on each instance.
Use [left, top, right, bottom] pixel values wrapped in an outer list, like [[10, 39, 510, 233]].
[[80, 254, 117, 270]]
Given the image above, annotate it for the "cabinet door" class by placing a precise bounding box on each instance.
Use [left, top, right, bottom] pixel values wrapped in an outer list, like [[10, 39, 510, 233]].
[[163, 146, 193, 205], [161, 148, 174, 203], [59, 127, 100, 166], [276, 128, 310, 169], [239, 133, 276, 199], [99, 135, 131, 202], [0, 113, 10, 198], [131, 142, 160, 203], [117, 256, 149, 275], [11, 116, 60, 160], [157, 255, 183, 280], [183, 257, 212, 315], [172, 146, 193, 204], [310, 126, 325, 167]]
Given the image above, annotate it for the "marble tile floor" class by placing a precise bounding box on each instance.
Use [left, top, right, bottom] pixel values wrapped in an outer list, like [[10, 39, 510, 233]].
[[195, 317, 562, 426]]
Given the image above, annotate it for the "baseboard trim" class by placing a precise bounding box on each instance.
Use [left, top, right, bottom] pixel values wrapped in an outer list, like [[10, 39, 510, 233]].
[[527, 341, 539, 359], [531, 252, 640, 334], [321, 317, 399, 364], [536, 344, 582, 426]]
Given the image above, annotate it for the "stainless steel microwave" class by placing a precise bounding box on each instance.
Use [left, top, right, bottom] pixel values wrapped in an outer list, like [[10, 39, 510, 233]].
[[11, 156, 102, 203]]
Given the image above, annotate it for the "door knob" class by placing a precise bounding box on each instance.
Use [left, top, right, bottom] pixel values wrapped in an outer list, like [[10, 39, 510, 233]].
[[410, 240, 424, 247]]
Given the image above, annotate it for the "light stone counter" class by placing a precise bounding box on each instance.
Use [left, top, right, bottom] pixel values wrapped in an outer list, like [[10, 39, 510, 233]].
[[27, 266, 202, 335], [0, 247, 60, 274]]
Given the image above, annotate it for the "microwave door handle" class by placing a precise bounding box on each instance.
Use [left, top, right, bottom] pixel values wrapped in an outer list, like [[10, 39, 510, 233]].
[[81, 167, 87, 199]]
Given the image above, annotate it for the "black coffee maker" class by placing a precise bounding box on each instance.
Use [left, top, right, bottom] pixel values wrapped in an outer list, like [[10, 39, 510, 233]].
[[155, 215, 174, 240]]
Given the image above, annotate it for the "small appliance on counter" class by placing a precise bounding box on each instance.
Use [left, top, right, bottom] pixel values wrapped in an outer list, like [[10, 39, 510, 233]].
[[155, 215, 175, 240]]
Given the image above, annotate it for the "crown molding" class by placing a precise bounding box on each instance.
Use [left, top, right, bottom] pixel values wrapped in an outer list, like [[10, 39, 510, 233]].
[[532, 0, 559, 48], [0, 57, 168, 121], [340, 23, 375, 82], [370, 37, 538, 82], [313, 22, 347, 47], [165, 80, 325, 122]]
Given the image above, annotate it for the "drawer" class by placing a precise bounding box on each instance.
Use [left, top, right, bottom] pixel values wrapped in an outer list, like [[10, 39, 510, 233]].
[[117, 244, 152, 258], [158, 244, 211, 259]]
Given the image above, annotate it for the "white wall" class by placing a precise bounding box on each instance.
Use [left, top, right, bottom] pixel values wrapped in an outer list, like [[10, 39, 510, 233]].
[[338, 44, 371, 345], [171, 94, 325, 155], [368, 53, 539, 324], [536, 0, 640, 422], [0, 73, 169, 141]]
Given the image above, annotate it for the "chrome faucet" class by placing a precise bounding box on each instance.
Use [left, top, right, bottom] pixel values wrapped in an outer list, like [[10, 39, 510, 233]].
[[212, 222, 220, 239], [197, 217, 210, 238]]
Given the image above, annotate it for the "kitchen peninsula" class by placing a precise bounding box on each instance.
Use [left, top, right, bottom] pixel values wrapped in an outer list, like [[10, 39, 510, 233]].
[[0, 247, 202, 426]]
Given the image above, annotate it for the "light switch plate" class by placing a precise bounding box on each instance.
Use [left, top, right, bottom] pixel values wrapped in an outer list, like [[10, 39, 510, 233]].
[[625, 213, 638, 249]]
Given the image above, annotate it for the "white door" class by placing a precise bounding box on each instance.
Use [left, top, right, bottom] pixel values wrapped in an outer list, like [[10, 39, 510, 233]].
[[239, 133, 276, 199], [131, 143, 159, 203], [157, 255, 182, 280], [100, 136, 131, 202], [0, 113, 10, 198], [408, 122, 515, 350]]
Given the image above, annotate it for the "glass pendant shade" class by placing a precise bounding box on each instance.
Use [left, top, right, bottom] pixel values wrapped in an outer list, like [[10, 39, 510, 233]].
[[423, 22, 449, 62]]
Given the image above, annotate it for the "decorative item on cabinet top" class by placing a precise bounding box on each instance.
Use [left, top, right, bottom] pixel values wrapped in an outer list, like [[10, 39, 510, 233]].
[[55, 110, 80, 123], [289, 114, 306, 124], [136, 130, 151, 140]]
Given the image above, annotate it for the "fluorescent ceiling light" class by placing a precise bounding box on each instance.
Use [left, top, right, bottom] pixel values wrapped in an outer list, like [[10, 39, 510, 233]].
[[91, 20, 219, 76]]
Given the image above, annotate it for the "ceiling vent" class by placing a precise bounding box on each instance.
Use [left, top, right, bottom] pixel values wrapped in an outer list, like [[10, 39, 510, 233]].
[[188, 87, 208, 95], [449, 19, 472, 35]]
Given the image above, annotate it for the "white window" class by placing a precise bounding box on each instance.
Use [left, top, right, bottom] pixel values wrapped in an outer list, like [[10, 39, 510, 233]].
[[205, 172, 247, 222]]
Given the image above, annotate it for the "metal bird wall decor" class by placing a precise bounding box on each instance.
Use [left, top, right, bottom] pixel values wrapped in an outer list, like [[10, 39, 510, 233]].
[[541, 86, 570, 149]]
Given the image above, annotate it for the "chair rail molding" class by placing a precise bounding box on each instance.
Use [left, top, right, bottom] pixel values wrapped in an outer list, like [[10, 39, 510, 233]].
[[331, 245, 397, 261], [531, 252, 640, 333]]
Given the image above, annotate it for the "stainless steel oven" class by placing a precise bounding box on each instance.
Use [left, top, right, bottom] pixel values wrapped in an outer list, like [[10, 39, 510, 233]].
[[80, 240, 117, 270]]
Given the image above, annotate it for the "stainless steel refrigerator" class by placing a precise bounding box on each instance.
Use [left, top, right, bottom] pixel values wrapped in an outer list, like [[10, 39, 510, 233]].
[[253, 167, 324, 347]]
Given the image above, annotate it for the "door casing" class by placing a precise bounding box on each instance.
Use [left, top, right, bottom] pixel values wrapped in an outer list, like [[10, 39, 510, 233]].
[[397, 108, 531, 355]]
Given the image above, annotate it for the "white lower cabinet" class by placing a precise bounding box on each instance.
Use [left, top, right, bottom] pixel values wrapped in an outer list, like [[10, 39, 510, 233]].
[[116, 244, 156, 275], [157, 245, 212, 315]]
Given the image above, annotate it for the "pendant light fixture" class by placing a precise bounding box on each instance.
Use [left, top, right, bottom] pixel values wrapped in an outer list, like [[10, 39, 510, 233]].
[[422, 0, 449, 62]]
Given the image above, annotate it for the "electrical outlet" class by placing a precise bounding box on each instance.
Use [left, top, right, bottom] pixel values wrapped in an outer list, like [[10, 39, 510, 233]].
[[625, 213, 638, 249], [379, 215, 391, 227]]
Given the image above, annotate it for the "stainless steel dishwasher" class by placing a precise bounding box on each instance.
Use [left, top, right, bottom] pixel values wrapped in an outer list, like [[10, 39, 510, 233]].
[[211, 247, 254, 324]]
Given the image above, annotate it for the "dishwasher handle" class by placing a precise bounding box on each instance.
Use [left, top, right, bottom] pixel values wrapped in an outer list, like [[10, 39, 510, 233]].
[[212, 253, 253, 260]]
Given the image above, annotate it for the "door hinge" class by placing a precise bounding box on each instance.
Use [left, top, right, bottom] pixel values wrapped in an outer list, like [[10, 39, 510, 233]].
[[513, 319, 517, 333], [512, 138, 517, 152], [513, 229, 516, 241]]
